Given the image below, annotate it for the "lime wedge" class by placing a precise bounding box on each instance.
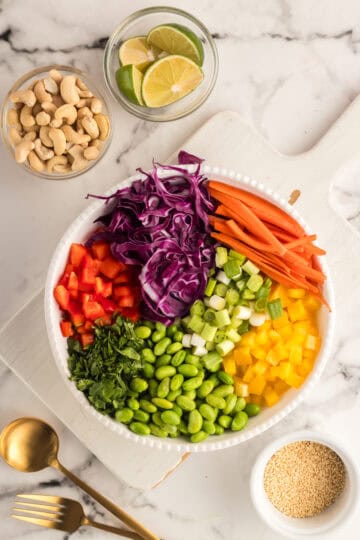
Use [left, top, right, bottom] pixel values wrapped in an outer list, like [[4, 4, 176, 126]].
[[142, 54, 203, 108], [119, 36, 160, 71], [147, 23, 204, 66], [115, 65, 144, 105]]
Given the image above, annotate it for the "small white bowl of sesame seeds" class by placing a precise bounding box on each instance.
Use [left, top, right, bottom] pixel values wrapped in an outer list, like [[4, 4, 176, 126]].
[[250, 430, 360, 538]]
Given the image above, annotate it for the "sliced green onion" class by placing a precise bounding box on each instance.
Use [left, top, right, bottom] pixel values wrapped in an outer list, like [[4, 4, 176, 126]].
[[225, 288, 240, 306], [238, 320, 250, 334], [242, 289, 255, 300], [200, 323, 218, 342], [267, 299, 283, 320], [215, 309, 231, 327], [215, 246, 228, 268], [190, 300, 205, 317], [216, 271, 231, 285], [209, 295, 226, 311], [203, 308, 216, 324], [202, 351, 222, 371], [236, 279, 246, 292], [205, 278, 217, 297], [255, 284, 271, 299], [214, 329, 227, 344], [215, 283, 227, 297], [216, 339, 235, 357], [223, 259, 242, 279], [228, 250, 246, 263], [246, 274, 263, 292], [226, 328, 241, 343], [255, 297, 267, 312], [206, 341, 215, 351], [242, 260, 260, 275], [188, 314, 205, 333]]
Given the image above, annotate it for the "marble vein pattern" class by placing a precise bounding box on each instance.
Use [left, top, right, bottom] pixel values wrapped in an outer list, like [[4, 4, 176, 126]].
[[1, 1, 360, 539]]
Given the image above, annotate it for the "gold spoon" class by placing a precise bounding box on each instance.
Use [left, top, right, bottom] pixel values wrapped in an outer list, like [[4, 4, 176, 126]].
[[0, 418, 159, 540]]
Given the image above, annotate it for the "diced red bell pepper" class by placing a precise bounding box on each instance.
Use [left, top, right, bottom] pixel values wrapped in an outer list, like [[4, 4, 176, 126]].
[[68, 271, 78, 290], [54, 285, 70, 310], [60, 320, 74, 337], [77, 325, 86, 334], [71, 312, 85, 328], [81, 333, 94, 347], [70, 243, 87, 267], [84, 320, 93, 330], [69, 289, 79, 299], [79, 255, 100, 286], [113, 285, 134, 298], [83, 300, 105, 321], [100, 257, 127, 279], [118, 295, 135, 308], [113, 271, 135, 284], [59, 263, 74, 286], [96, 314, 113, 326], [121, 307, 141, 322], [96, 296, 117, 313], [91, 242, 110, 261], [95, 277, 112, 298]]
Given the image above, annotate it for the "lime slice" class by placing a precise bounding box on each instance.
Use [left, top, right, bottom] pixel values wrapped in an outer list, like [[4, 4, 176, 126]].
[[115, 65, 144, 105], [142, 54, 203, 108], [147, 23, 204, 66], [119, 36, 160, 71]]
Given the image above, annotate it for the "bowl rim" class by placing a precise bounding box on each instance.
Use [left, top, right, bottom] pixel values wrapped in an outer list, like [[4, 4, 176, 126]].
[[249, 429, 360, 537], [44, 164, 335, 452], [0, 64, 112, 181], [103, 6, 219, 122]]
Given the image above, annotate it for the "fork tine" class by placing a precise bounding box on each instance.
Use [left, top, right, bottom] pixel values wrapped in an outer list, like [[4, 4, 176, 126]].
[[16, 493, 65, 505], [14, 501, 63, 513], [12, 507, 62, 520], [11, 514, 64, 530]]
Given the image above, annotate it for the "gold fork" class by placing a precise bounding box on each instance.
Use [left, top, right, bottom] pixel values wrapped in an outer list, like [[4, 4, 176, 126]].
[[12, 494, 142, 538]]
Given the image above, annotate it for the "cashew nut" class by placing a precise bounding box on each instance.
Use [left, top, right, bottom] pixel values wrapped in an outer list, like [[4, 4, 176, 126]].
[[83, 146, 99, 160], [15, 139, 35, 163], [94, 114, 110, 141], [90, 98, 102, 114], [76, 78, 89, 91], [40, 126, 54, 147], [34, 80, 52, 104], [35, 111, 51, 126], [48, 127, 66, 156], [7, 108, 20, 127], [61, 124, 91, 145], [41, 102, 57, 115], [54, 163, 71, 173], [81, 116, 99, 139], [49, 69, 63, 83], [49, 118, 63, 128], [52, 94, 65, 108], [23, 124, 40, 133], [10, 89, 36, 107], [28, 150, 45, 172], [23, 131, 37, 142], [55, 104, 77, 125], [60, 75, 80, 105], [9, 127, 23, 145], [34, 138, 54, 161], [77, 106, 92, 119], [90, 139, 103, 150], [20, 105, 35, 128], [68, 144, 88, 171], [46, 155, 68, 173], [76, 98, 91, 109], [78, 89, 93, 98], [43, 77, 59, 95]]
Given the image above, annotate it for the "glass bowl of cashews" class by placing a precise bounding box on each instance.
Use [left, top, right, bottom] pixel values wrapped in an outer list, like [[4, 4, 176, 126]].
[[0, 65, 111, 179]]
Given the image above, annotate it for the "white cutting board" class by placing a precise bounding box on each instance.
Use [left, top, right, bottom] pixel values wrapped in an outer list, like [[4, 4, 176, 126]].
[[2, 102, 360, 489]]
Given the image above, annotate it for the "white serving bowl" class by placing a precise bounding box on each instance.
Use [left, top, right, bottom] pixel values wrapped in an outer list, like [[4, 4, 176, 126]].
[[250, 430, 360, 538], [44, 164, 335, 452]]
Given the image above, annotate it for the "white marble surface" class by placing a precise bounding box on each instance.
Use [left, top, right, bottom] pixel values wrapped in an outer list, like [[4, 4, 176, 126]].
[[1, 1, 360, 539]]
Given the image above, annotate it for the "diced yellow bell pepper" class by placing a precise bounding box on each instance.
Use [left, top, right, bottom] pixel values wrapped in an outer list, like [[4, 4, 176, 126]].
[[268, 329, 281, 343], [256, 330, 269, 346], [285, 372, 304, 388], [270, 284, 290, 307], [289, 344, 303, 364], [234, 377, 249, 397], [272, 312, 289, 329], [287, 300, 308, 322], [241, 333, 256, 347], [243, 366, 254, 383], [266, 349, 280, 366], [305, 334, 317, 350], [277, 324, 293, 340], [297, 359, 313, 377], [253, 360, 267, 375], [263, 386, 280, 406], [248, 394, 263, 406], [304, 294, 321, 312], [272, 343, 288, 362], [273, 379, 289, 395], [234, 347, 252, 366], [248, 375, 267, 395], [287, 288, 306, 299], [252, 347, 267, 361], [223, 356, 237, 375], [278, 362, 292, 380]]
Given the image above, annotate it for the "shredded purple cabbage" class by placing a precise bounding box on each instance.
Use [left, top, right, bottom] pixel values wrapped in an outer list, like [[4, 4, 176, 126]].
[[87, 151, 215, 324]]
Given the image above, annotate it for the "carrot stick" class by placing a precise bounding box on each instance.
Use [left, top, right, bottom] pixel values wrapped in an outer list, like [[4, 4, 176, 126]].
[[209, 181, 305, 237], [285, 235, 317, 249], [226, 219, 281, 253]]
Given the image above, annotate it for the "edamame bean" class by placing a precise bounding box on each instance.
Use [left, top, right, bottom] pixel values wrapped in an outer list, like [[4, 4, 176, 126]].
[[129, 422, 150, 436], [183, 376, 203, 392], [167, 389, 181, 402], [244, 403, 261, 417], [161, 410, 181, 426], [152, 412, 163, 426], [155, 322, 167, 333], [154, 337, 172, 356], [197, 380, 215, 398], [130, 377, 148, 393], [217, 371, 234, 385], [155, 365, 176, 380], [233, 397, 247, 413], [166, 342, 183, 355], [171, 350, 186, 367], [206, 394, 226, 409], [224, 394, 237, 415], [127, 397, 140, 410], [161, 422, 178, 435], [143, 362, 155, 379], [150, 424, 168, 438], [208, 374, 220, 388], [212, 385, 235, 398], [199, 403, 217, 422], [157, 377, 170, 398], [214, 424, 224, 435], [151, 397, 173, 409], [135, 326, 152, 339], [143, 321, 154, 329], [134, 409, 150, 423], [178, 364, 198, 377], [172, 404, 183, 417], [168, 430, 180, 438], [173, 331, 184, 342], [178, 419, 188, 435], [185, 353, 202, 367], [140, 399, 157, 414], [166, 324, 178, 338], [156, 354, 172, 367], [148, 379, 158, 397], [203, 420, 216, 435], [141, 348, 156, 363], [152, 330, 165, 343], [188, 409, 203, 434], [218, 414, 232, 429], [231, 411, 248, 431], [190, 431, 209, 443], [170, 374, 184, 391], [115, 408, 133, 424], [176, 395, 196, 412], [184, 389, 196, 400]]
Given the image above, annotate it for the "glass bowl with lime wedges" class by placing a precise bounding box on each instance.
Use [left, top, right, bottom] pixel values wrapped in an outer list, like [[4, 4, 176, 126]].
[[103, 6, 218, 121]]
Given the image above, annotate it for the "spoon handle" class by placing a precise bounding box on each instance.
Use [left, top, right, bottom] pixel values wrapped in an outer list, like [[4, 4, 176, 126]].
[[53, 460, 159, 540]]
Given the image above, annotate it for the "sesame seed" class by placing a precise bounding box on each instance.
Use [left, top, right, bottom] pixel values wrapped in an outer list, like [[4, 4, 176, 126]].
[[263, 441, 346, 518]]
